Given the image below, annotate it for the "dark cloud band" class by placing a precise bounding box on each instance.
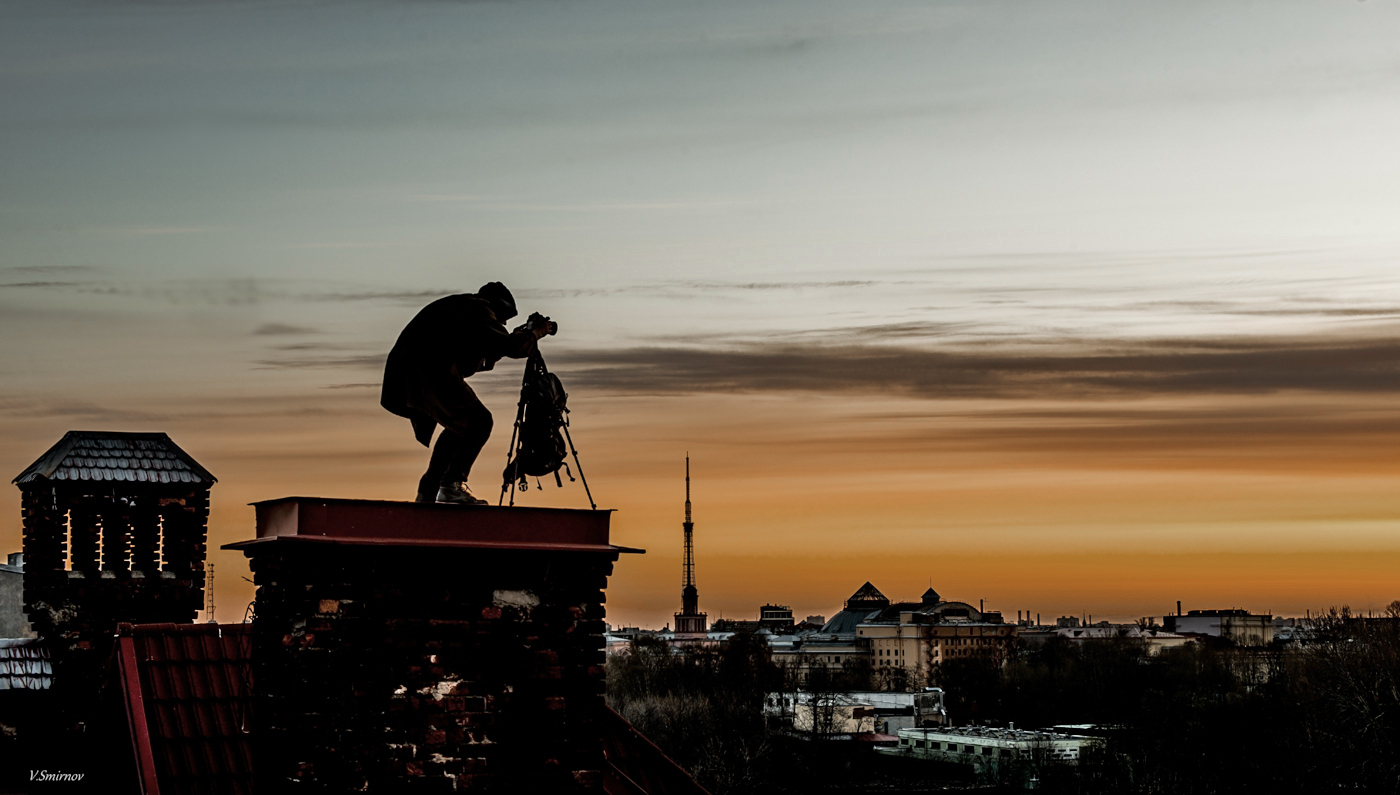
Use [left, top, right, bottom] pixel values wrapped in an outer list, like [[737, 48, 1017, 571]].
[[555, 330, 1400, 399]]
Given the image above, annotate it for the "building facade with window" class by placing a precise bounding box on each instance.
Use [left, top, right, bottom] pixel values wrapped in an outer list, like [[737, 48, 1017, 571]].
[[856, 587, 1014, 684], [771, 582, 1013, 686]]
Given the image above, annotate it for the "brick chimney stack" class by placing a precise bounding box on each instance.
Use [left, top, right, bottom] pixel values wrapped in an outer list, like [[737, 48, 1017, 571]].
[[226, 497, 640, 792], [12, 431, 214, 705]]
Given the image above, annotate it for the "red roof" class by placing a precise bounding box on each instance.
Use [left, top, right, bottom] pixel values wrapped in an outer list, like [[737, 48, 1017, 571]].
[[115, 622, 254, 795]]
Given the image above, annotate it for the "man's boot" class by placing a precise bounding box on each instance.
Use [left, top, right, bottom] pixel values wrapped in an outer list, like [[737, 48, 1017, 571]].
[[437, 482, 488, 505]]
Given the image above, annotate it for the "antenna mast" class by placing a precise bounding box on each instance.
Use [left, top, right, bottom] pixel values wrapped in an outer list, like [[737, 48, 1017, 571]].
[[674, 454, 707, 639], [682, 456, 695, 592], [205, 562, 216, 623]]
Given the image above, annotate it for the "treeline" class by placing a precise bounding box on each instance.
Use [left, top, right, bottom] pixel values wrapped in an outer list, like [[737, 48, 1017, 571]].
[[606, 633, 952, 794], [938, 606, 1400, 794], [606, 606, 1400, 794]]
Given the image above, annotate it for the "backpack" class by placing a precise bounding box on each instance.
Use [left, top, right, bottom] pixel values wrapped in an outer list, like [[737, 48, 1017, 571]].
[[502, 353, 571, 488]]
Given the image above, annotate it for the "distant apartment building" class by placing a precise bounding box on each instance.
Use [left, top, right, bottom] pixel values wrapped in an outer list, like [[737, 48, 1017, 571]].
[[711, 603, 796, 634], [1018, 624, 1190, 655], [1164, 608, 1274, 645], [0, 552, 36, 638]]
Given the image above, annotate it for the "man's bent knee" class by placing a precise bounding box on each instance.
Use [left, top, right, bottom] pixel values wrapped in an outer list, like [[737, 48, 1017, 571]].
[[441, 407, 492, 438]]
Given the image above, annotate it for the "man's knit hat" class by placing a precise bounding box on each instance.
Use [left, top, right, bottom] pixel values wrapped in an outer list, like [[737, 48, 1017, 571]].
[[477, 281, 517, 321]]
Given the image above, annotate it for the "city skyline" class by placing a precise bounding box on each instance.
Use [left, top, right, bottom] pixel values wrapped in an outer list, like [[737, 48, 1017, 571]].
[[4, 0, 1400, 627]]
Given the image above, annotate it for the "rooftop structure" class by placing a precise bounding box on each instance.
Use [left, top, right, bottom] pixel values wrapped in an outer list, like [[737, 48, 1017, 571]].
[[14, 430, 215, 487], [224, 495, 664, 792], [845, 581, 890, 612], [13, 430, 215, 714], [711, 603, 796, 635], [1018, 625, 1190, 655], [1164, 608, 1274, 645], [0, 552, 34, 638]]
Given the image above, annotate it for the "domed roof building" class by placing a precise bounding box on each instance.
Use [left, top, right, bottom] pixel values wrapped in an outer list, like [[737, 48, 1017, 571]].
[[778, 581, 1014, 687]]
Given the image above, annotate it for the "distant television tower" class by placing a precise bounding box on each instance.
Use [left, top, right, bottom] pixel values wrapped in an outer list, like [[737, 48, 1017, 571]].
[[674, 456, 707, 640]]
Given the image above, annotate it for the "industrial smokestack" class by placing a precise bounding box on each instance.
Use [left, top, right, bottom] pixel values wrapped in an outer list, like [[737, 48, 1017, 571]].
[[1177, 600, 1182, 616]]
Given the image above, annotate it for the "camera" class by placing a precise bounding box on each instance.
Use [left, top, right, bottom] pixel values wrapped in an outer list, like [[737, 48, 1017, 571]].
[[523, 312, 558, 336]]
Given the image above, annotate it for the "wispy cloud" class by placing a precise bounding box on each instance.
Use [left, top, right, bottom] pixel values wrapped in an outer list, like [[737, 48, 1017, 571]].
[[0, 397, 164, 423], [253, 323, 321, 336], [675, 280, 880, 291], [1, 265, 98, 276], [252, 354, 386, 371]]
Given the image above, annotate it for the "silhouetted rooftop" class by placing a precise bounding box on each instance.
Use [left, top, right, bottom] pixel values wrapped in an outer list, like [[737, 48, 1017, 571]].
[[13, 431, 215, 486], [844, 581, 890, 610]]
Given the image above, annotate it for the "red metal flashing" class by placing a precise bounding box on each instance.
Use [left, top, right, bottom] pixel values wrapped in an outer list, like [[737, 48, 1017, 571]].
[[602, 706, 711, 794], [224, 534, 643, 554], [117, 625, 162, 795], [221, 496, 643, 555]]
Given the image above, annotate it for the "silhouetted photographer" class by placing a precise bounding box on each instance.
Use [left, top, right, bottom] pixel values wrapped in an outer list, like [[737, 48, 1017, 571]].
[[380, 282, 556, 504]]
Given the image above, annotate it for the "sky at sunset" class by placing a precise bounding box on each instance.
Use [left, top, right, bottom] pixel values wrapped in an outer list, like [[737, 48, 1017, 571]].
[[4, 0, 1400, 628]]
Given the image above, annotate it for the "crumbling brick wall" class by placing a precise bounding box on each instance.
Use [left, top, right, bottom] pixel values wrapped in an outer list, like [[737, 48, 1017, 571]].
[[245, 543, 614, 793]]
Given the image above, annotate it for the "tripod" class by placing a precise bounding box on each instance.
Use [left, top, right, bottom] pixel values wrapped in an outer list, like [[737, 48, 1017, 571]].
[[499, 352, 596, 510]]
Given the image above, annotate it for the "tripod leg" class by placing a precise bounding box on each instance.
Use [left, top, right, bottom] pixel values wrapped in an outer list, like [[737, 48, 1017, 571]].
[[500, 360, 532, 507], [500, 420, 520, 506], [560, 423, 596, 510]]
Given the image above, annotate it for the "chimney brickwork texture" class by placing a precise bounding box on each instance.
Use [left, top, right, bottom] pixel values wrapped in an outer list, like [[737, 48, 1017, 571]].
[[243, 543, 615, 793]]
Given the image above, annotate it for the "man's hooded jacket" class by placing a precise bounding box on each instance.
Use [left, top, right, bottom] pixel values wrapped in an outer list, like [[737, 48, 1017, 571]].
[[380, 283, 538, 447]]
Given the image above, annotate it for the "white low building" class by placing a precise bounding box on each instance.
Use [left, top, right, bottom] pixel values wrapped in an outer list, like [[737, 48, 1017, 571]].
[[765, 689, 946, 735], [879, 725, 1098, 768]]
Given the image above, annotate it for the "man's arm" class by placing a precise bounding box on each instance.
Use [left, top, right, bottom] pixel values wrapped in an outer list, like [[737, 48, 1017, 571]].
[[501, 312, 555, 356], [480, 313, 553, 365]]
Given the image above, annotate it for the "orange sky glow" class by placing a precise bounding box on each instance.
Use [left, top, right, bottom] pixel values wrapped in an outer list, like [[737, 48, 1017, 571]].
[[5, 388, 1396, 628]]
